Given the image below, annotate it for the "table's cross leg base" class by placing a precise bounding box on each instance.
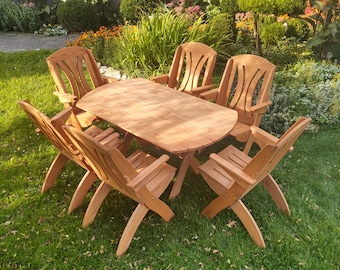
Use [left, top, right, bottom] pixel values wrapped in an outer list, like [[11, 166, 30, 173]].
[[169, 151, 199, 199]]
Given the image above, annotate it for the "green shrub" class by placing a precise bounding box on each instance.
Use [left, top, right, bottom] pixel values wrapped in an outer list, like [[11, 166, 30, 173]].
[[285, 18, 310, 41], [119, 0, 158, 23], [0, 0, 40, 33], [56, 0, 99, 32], [262, 60, 340, 135], [207, 12, 237, 41], [260, 22, 286, 48]]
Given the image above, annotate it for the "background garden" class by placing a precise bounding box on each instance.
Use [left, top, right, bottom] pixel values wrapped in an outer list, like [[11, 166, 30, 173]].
[[0, 0, 339, 269]]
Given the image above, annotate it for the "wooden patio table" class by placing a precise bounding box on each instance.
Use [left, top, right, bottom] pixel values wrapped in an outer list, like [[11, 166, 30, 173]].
[[76, 78, 238, 199]]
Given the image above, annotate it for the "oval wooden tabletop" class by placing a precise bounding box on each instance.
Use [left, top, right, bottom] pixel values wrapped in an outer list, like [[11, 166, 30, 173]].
[[77, 78, 238, 154]]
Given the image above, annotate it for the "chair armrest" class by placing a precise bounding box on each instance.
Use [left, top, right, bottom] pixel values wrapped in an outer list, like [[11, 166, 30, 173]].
[[198, 88, 218, 101], [50, 107, 73, 124], [249, 100, 272, 114], [150, 74, 169, 85], [53, 91, 77, 104], [210, 153, 256, 188], [249, 126, 278, 149], [102, 76, 119, 84], [189, 84, 215, 95], [127, 154, 171, 192]]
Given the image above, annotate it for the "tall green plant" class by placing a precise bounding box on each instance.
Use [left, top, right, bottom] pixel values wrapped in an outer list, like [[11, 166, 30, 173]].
[[303, 0, 340, 59], [111, 10, 232, 77]]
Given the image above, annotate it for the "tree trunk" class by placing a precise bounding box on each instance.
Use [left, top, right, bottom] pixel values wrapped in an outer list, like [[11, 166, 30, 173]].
[[253, 12, 262, 56]]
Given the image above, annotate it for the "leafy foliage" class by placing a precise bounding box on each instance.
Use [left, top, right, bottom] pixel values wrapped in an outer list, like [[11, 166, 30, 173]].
[[109, 10, 233, 77], [303, 0, 340, 59], [119, 0, 159, 23], [0, 0, 41, 32], [56, 0, 99, 32], [262, 60, 340, 135]]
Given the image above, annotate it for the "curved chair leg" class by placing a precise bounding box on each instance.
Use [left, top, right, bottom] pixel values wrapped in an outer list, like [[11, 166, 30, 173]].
[[82, 182, 112, 227], [68, 171, 98, 214], [42, 153, 69, 193], [261, 175, 291, 215], [231, 200, 265, 248], [116, 204, 149, 256], [201, 184, 244, 218], [138, 188, 174, 222]]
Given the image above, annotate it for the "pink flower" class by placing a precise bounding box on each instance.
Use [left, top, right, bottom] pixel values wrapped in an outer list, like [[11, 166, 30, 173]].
[[29, 2, 35, 8]]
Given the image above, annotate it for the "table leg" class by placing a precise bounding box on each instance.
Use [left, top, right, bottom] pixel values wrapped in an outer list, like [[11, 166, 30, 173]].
[[169, 151, 196, 199]]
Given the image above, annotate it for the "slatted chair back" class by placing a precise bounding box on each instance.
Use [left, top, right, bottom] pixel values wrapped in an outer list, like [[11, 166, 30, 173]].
[[216, 54, 276, 126], [151, 42, 217, 95], [18, 100, 84, 166], [47, 46, 104, 104], [64, 124, 138, 199]]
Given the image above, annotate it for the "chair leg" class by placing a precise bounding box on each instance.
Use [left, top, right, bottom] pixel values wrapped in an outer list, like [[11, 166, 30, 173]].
[[230, 200, 265, 248], [116, 204, 149, 256], [41, 153, 69, 193], [243, 136, 254, 155], [82, 182, 112, 227], [68, 171, 98, 214], [201, 184, 244, 218], [120, 132, 134, 155], [261, 175, 291, 215], [138, 187, 174, 222]]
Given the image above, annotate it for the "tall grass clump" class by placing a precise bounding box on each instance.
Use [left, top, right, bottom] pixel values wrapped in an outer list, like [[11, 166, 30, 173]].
[[109, 10, 233, 77]]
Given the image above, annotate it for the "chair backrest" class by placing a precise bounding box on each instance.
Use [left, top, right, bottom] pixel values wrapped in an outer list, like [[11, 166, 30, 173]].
[[63, 125, 138, 200], [167, 42, 217, 92], [46, 47, 105, 106], [216, 54, 276, 126], [244, 117, 311, 188], [18, 100, 87, 168]]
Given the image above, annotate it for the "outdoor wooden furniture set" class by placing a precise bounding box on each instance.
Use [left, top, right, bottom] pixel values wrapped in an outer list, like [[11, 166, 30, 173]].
[[19, 44, 311, 255]]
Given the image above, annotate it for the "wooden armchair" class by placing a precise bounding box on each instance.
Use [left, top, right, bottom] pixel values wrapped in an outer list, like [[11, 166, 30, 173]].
[[199, 117, 311, 247], [63, 125, 176, 256], [46, 47, 118, 128], [200, 54, 276, 154], [18, 100, 122, 213], [151, 42, 217, 96]]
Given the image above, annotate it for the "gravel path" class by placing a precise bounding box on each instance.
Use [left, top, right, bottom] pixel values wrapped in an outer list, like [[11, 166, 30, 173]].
[[0, 32, 80, 52]]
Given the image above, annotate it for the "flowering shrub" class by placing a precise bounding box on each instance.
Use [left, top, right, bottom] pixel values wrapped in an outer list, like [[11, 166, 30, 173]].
[[262, 60, 340, 135], [0, 0, 40, 32], [166, 0, 204, 21], [69, 26, 123, 61]]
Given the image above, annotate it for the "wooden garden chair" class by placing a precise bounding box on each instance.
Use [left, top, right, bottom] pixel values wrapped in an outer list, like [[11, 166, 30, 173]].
[[200, 54, 276, 154], [151, 42, 217, 96], [63, 125, 177, 256], [199, 117, 311, 247], [18, 100, 122, 213], [46, 47, 118, 128]]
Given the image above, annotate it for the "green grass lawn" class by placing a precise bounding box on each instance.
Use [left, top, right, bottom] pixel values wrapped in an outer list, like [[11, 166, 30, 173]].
[[0, 51, 339, 269]]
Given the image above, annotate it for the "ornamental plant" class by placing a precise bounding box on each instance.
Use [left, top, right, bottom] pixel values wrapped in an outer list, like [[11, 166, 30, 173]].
[[0, 0, 41, 32], [56, 0, 99, 32], [262, 60, 340, 135], [69, 26, 123, 62]]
